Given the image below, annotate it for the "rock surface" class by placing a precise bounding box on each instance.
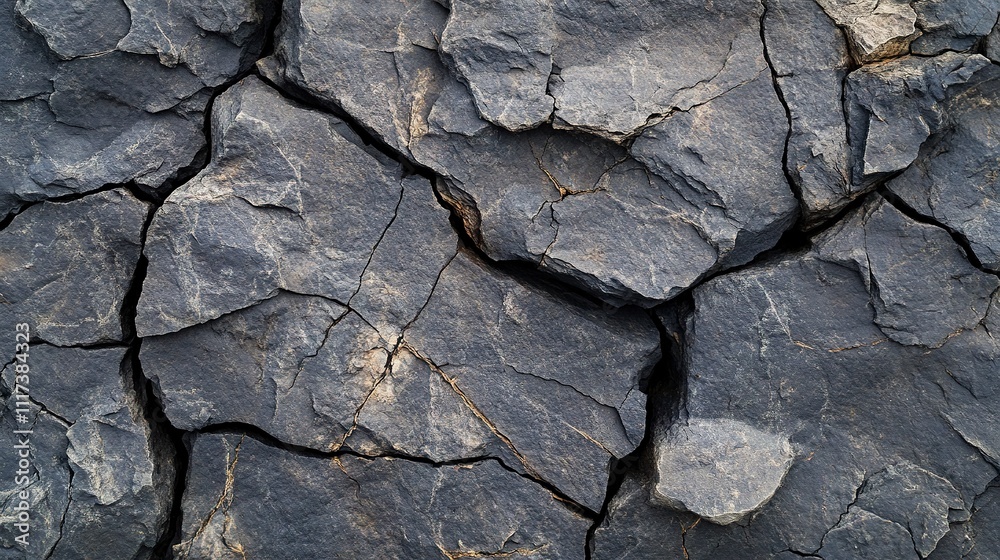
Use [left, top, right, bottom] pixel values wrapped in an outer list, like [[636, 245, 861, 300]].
[[0, 0, 274, 217], [4, 0, 1000, 557], [173, 432, 590, 559]]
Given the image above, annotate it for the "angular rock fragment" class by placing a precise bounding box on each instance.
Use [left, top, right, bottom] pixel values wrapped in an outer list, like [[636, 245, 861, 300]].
[[764, 0, 855, 224], [137, 76, 411, 336], [118, 0, 276, 86], [547, 0, 766, 141], [139, 75, 660, 512], [816, 198, 999, 347], [888, 64, 1000, 271], [440, 0, 555, 131], [141, 293, 389, 450], [0, 346, 173, 559], [260, 0, 451, 157], [174, 433, 589, 559], [0, 190, 150, 346], [0, 0, 273, 215], [652, 418, 794, 524], [594, 198, 1000, 557], [911, 0, 1000, 55], [846, 52, 990, 185], [816, 0, 921, 63]]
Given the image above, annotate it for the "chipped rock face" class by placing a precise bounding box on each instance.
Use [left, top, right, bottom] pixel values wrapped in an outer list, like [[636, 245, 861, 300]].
[[173, 433, 591, 559], [0, 190, 150, 346], [0, 0, 275, 216], [817, 0, 921, 63], [138, 75, 661, 513], [6, 0, 1000, 557], [652, 418, 794, 524], [261, 0, 799, 307]]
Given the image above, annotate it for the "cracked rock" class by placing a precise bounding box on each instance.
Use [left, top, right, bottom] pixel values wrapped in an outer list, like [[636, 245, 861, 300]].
[[817, 0, 921, 63], [0, 0, 273, 215], [594, 197, 1000, 557], [887, 63, 1000, 271], [0, 189, 149, 346], [652, 418, 795, 524], [138, 73, 661, 512], [846, 52, 990, 185], [0, 346, 173, 560], [261, 0, 798, 307], [173, 432, 590, 559]]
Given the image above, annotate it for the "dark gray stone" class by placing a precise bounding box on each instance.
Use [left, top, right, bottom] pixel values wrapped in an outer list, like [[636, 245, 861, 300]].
[[0, 190, 149, 346], [911, 0, 1000, 55], [14, 0, 131, 59], [846, 52, 990, 186], [403, 252, 661, 510], [440, 0, 554, 131], [0, 0, 272, 215], [0, 346, 173, 560], [260, 0, 451, 157], [118, 0, 276, 86], [888, 65, 1000, 271], [137, 76, 408, 336], [547, 0, 767, 141], [173, 433, 590, 559], [596, 199, 1000, 558], [764, 0, 855, 224], [815, 198, 998, 348], [818, 509, 920, 560]]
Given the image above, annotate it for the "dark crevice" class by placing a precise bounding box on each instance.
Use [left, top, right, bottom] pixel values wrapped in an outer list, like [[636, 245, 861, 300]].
[[121, 200, 189, 559], [584, 306, 689, 558], [192, 421, 597, 519], [878, 186, 1000, 277], [760, 0, 805, 222]]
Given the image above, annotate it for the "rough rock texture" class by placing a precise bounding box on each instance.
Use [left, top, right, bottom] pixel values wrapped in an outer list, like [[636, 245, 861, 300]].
[[4, 0, 1000, 557], [0, 0, 275, 217], [260, 0, 800, 307], [173, 433, 590, 559], [652, 418, 795, 524], [138, 75, 661, 512], [0, 190, 149, 346]]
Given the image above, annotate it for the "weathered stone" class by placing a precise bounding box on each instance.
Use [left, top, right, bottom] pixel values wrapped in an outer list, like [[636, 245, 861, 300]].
[[118, 0, 276, 86], [819, 509, 920, 560], [137, 76, 407, 336], [817, 0, 921, 63], [0, 190, 149, 346], [596, 199, 1000, 557], [888, 64, 1000, 271], [0, 346, 173, 559], [764, 0, 855, 224], [846, 52, 990, 185], [403, 252, 660, 510], [911, 0, 1000, 55], [14, 0, 131, 59], [652, 418, 795, 524], [0, 0, 272, 216], [173, 433, 590, 559], [815, 198, 998, 348], [547, 0, 767, 141], [853, 463, 966, 557], [260, 0, 451, 157], [440, 0, 554, 131]]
